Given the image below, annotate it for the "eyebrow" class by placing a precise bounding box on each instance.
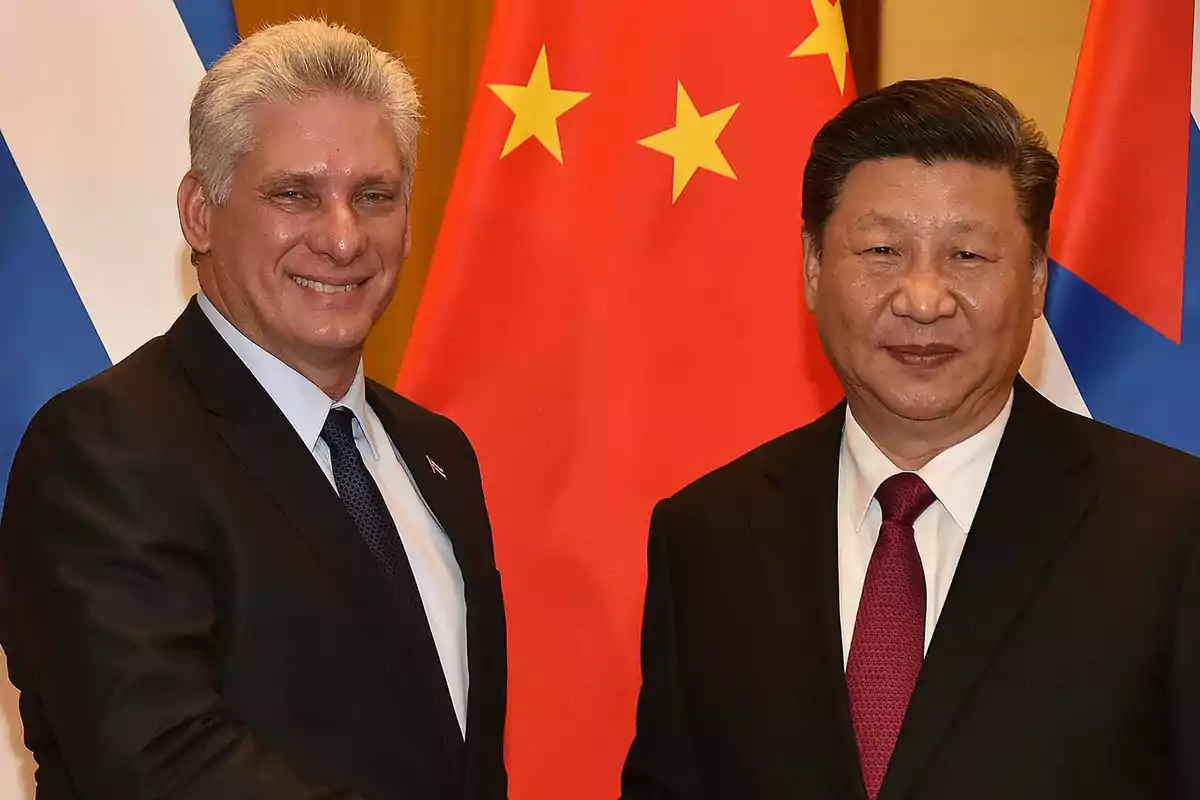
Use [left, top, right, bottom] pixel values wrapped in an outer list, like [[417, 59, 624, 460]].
[[947, 219, 1003, 238], [851, 212, 1003, 238], [851, 212, 906, 231], [257, 169, 407, 189]]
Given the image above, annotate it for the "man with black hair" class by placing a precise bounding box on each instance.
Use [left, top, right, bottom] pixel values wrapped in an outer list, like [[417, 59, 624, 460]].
[[620, 77, 1200, 800]]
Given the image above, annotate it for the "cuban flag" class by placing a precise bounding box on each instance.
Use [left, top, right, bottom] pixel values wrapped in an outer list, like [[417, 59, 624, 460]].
[[0, 1, 237, 794], [1023, 0, 1200, 454]]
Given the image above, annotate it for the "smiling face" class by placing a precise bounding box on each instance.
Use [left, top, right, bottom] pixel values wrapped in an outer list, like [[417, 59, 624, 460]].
[[180, 92, 411, 387], [804, 157, 1047, 438]]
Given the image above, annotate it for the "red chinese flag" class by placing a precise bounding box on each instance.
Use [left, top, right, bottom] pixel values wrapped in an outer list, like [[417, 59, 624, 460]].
[[397, 1, 851, 796]]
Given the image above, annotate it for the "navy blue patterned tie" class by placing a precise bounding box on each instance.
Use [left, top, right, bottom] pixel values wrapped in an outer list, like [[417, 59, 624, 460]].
[[320, 408, 451, 701]]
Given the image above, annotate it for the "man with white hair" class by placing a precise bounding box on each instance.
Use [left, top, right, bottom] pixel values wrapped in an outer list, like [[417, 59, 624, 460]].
[[0, 20, 508, 799]]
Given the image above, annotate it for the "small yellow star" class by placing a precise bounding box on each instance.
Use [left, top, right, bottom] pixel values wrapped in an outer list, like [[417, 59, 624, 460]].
[[489, 45, 590, 162], [790, 0, 850, 95], [637, 82, 739, 203]]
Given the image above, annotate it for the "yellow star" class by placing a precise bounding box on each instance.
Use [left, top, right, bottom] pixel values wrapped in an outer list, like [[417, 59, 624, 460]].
[[637, 82, 739, 203], [488, 45, 589, 163], [790, 0, 850, 94]]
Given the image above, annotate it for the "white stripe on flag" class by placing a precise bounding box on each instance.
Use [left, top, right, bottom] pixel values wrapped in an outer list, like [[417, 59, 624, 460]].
[[1191, 0, 1199, 122], [1, 4, 217, 796], [0, 0, 208, 363], [1021, 316, 1092, 417]]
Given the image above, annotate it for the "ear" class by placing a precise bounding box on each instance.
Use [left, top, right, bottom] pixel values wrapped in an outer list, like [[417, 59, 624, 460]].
[[402, 212, 413, 260], [802, 231, 822, 312], [178, 171, 213, 263], [1031, 250, 1049, 319]]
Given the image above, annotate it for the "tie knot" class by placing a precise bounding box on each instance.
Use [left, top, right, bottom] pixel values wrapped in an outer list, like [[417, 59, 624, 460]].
[[874, 472, 935, 527], [321, 407, 357, 452]]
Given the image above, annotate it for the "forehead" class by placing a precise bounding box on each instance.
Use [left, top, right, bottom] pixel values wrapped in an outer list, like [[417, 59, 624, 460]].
[[834, 158, 1022, 232], [239, 93, 402, 178]]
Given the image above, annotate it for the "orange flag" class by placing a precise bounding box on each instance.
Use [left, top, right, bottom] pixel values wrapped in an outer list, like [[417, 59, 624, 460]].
[[398, 1, 852, 796]]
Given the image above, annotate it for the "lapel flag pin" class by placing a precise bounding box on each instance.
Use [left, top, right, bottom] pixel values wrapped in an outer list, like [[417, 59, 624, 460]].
[[426, 455, 447, 479]]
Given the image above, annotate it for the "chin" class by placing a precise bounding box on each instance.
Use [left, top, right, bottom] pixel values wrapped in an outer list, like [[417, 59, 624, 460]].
[[298, 322, 372, 354], [317, 331, 371, 353], [876, 385, 967, 422]]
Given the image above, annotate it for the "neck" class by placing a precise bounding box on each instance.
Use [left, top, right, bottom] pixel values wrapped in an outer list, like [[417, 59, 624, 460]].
[[302, 360, 360, 401], [252, 337, 360, 400], [847, 384, 1012, 471], [198, 280, 361, 401]]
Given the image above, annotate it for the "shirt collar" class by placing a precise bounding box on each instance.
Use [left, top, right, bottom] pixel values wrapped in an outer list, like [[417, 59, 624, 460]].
[[196, 291, 380, 460], [842, 389, 1014, 533]]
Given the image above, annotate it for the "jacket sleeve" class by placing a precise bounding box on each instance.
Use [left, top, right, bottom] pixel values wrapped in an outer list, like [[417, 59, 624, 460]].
[[0, 388, 362, 800], [1173, 521, 1200, 800], [619, 501, 703, 800]]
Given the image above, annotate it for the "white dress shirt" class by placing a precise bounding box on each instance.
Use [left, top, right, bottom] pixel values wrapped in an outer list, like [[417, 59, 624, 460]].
[[198, 293, 468, 735], [837, 392, 1014, 667]]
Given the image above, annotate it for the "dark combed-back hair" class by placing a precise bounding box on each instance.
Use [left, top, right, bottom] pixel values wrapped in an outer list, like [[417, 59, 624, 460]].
[[801, 77, 1059, 256]]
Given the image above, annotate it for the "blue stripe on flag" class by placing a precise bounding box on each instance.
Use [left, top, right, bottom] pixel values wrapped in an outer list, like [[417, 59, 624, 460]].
[[1, 1, 237, 507], [173, 0, 240, 69], [1046, 116, 1200, 456], [1183, 116, 1200, 343], [0, 132, 111, 506]]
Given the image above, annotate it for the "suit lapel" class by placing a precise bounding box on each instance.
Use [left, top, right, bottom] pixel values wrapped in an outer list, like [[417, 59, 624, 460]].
[[754, 402, 867, 800], [166, 300, 463, 771], [366, 383, 503, 772], [366, 384, 492, 582], [878, 381, 1097, 800]]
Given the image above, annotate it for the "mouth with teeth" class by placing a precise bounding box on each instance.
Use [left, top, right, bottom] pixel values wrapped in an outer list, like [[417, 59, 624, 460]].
[[291, 275, 366, 294]]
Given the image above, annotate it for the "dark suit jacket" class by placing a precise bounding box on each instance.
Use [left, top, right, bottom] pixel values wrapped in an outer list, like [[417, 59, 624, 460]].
[[621, 379, 1200, 800], [0, 298, 508, 799]]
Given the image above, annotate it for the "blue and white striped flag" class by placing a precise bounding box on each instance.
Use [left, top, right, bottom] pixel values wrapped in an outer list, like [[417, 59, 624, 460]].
[[0, 2, 237, 794]]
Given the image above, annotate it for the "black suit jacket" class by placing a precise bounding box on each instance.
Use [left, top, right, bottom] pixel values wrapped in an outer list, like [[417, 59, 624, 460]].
[[0, 299, 508, 799], [621, 379, 1200, 800]]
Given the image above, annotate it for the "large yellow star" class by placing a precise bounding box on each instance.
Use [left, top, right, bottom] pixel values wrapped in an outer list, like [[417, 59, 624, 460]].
[[489, 45, 590, 163], [790, 0, 850, 95], [637, 82, 739, 203]]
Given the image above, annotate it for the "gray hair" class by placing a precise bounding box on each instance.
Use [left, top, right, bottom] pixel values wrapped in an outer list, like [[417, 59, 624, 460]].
[[188, 19, 421, 205]]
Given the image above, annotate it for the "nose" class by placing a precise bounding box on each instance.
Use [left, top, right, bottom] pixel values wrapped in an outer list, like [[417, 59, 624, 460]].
[[307, 197, 367, 267], [891, 253, 958, 323]]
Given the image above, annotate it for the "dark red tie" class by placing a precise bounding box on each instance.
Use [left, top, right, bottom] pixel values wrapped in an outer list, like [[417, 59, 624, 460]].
[[846, 472, 936, 799]]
